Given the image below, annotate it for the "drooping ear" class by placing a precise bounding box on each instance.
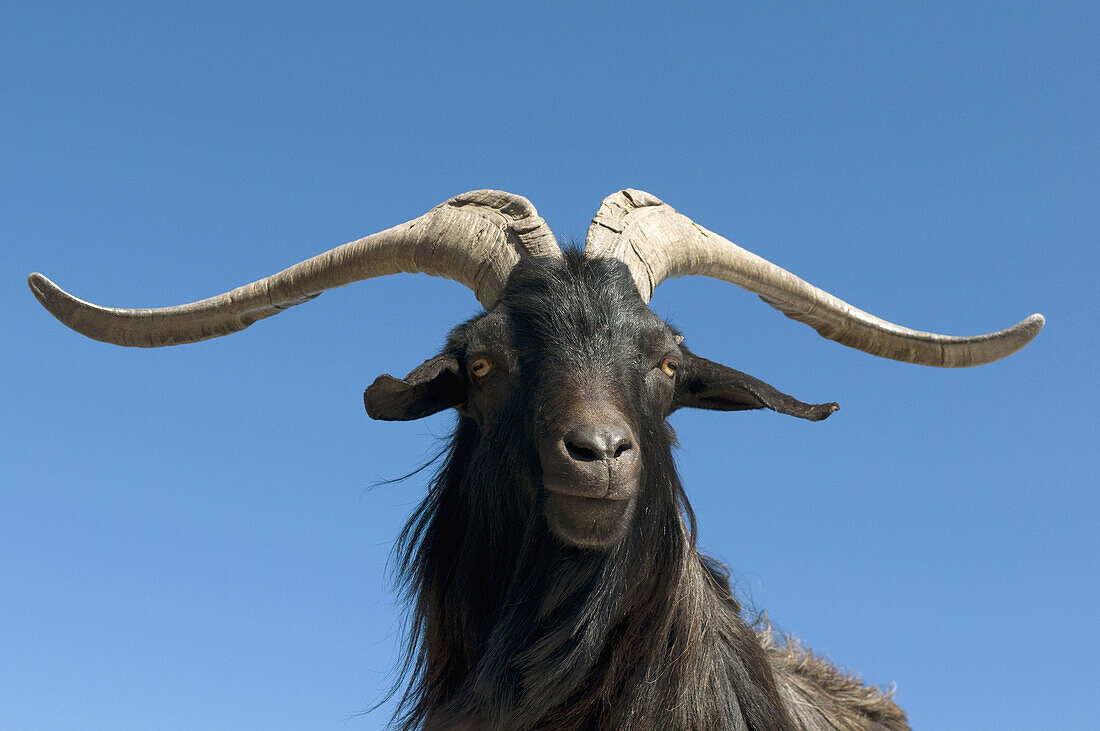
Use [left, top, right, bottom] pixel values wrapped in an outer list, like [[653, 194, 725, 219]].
[[364, 353, 465, 421], [673, 349, 839, 421]]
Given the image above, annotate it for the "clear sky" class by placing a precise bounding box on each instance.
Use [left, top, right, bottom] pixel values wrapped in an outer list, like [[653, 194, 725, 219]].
[[2, 2, 1096, 728]]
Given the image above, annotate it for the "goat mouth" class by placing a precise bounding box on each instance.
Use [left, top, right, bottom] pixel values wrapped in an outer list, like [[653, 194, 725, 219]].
[[540, 466, 639, 502], [542, 491, 636, 548]]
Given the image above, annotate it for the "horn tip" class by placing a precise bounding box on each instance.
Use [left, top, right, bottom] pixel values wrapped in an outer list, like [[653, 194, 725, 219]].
[[962, 312, 1046, 367], [27, 271, 49, 295], [1024, 313, 1045, 333], [27, 272, 70, 315]]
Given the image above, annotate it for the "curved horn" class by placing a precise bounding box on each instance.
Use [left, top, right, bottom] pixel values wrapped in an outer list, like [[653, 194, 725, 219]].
[[29, 190, 560, 347], [585, 189, 1043, 368]]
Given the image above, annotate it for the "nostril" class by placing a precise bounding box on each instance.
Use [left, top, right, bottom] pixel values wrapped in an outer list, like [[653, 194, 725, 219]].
[[562, 427, 635, 463], [565, 440, 601, 462], [612, 440, 633, 459]]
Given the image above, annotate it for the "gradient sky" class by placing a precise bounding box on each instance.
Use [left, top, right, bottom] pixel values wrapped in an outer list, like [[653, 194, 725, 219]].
[[3, 2, 1096, 728]]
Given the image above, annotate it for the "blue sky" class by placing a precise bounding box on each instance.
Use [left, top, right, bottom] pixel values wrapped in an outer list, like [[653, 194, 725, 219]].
[[2, 2, 1096, 728]]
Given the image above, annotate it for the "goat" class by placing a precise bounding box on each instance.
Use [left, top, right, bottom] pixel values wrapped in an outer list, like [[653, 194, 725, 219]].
[[29, 189, 1043, 729]]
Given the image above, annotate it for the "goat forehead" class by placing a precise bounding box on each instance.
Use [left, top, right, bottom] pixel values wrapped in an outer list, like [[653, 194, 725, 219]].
[[502, 254, 659, 348], [514, 286, 655, 374], [448, 253, 677, 389]]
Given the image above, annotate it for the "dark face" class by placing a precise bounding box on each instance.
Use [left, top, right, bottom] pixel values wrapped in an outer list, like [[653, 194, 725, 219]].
[[482, 258, 681, 547], [364, 253, 837, 549]]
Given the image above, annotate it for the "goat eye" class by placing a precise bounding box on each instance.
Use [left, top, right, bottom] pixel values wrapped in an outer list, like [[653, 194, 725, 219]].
[[469, 358, 493, 378], [660, 358, 679, 377]]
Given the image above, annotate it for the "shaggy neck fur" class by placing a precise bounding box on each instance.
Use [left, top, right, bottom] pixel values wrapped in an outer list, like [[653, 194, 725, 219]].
[[391, 413, 795, 731]]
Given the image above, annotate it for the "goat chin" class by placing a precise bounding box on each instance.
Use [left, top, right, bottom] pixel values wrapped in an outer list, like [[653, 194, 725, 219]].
[[541, 491, 637, 548]]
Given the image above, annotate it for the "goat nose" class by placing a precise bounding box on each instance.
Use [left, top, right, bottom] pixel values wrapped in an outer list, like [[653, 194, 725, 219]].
[[564, 425, 634, 463]]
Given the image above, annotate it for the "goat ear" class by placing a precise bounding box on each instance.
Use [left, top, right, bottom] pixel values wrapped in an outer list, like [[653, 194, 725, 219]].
[[672, 349, 839, 421], [364, 353, 465, 421]]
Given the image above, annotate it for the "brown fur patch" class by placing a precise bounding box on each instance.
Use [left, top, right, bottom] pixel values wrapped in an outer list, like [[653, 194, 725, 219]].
[[756, 619, 910, 730]]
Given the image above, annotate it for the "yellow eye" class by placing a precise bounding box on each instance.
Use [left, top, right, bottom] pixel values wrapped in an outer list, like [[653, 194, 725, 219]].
[[660, 358, 679, 377], [469, 358, 493, 378]]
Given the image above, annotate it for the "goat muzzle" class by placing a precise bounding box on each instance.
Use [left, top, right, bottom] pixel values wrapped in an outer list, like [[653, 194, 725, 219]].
[[538, 409, 642, 548], [540, 414, 641, 501]]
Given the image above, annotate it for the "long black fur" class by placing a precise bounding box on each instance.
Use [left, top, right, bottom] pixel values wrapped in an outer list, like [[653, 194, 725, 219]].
[[381, 252, 905, 730]]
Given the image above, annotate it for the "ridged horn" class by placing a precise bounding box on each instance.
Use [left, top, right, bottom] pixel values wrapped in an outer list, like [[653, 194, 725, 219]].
[[585, 189, 1043, 368], [29, 190, 560, 348]]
